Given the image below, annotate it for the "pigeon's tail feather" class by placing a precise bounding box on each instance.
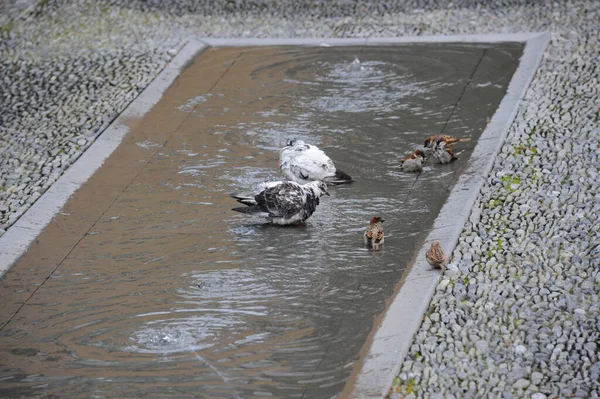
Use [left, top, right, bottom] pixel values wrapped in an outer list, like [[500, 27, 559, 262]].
[[231, 205, 263, 214], [335, 169, 353, 182], [230, 193, 256, 206], [323, 169, 353, 185]]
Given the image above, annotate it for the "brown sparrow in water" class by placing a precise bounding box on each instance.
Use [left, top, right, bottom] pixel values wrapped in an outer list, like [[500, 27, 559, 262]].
[[401, 149, 427, 172], [364, 216, 385, 251], [426, 241, 447, 270], [424, 135, 461, 148], [424, 135, 468, 164]]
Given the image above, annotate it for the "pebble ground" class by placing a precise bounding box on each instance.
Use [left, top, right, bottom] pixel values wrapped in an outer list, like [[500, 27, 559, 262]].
[[1, 1, 599, 397]]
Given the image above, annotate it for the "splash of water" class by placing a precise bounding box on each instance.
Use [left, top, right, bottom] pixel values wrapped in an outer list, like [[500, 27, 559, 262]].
[[349, 57, 362, 72]]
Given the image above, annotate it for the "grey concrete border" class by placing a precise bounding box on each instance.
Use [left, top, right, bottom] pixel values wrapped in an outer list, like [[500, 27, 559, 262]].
[[347, 32, 551, 398], [200, 37, 368, 47], [199, 32, 546, 47], [0, 31, 551, 397], [0, 39, 208, 278]]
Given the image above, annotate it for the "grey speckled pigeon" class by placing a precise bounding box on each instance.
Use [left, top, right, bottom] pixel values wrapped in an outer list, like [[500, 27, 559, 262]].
[[230, 180, 329, 225]]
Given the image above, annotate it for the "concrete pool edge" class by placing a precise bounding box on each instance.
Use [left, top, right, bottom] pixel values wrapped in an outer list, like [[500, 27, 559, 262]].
[[199, 32, 546, 47], [0, 40, 209, 278], [345, 32, 551, 398]]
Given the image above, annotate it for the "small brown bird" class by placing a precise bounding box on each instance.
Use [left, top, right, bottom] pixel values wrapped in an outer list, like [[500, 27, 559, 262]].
[[364, 216, 385, 251], [424, 135, 468, 164], [424, 134, 461, 148], [401, 149, 427, 172], [426, 241, 447, 270]]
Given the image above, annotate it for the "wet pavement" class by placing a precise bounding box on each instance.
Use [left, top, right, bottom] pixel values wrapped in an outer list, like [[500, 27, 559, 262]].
[[0, 43, 522, 398]]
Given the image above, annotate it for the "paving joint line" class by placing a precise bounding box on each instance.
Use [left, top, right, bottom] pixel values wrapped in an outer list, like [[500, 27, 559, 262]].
[[300, 281, 364, 399], [406, 48, 488, 197], [439, 48, 487, 135]]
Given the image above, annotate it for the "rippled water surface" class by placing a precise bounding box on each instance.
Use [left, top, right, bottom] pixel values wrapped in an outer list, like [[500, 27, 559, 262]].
[[0, 43, 523, 398]]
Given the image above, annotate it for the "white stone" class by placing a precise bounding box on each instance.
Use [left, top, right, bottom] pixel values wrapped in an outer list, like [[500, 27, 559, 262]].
[[515, 345, 527, 354]]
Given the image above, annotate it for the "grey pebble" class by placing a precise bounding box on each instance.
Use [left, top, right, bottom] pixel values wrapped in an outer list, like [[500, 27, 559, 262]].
[[512, 379, 530, 390]]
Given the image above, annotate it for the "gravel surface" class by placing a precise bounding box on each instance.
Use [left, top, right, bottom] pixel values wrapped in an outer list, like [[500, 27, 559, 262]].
[[0, 0, 35, 27], [1, 1, 599, 396]]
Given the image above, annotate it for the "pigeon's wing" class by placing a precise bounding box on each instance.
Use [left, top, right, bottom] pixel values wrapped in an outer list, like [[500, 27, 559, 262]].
[[289, 159, 317, 181], [280, 147, 310, 182], [305, 145, 336, 172], [279, 147, 294, 171], [231, 181, 284, 205], [253, 181, 283, 195], [289, 150, 336, 181], [256, 182, 305, 218], [304, 145, 353, 184]]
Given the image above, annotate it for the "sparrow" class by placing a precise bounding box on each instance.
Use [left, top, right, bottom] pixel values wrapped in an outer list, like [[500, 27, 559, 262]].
[[364, 216, 385, 251], [423, 134, 466, 164], [230, 180, 329, 225], [280, 139, 352, 185], [426, 241, 447, 270], [424, 134, 461, 148], [401, 149, 427, 172]]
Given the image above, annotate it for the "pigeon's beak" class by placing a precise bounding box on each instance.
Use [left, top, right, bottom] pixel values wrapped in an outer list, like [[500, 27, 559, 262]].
[[325, 191, 330, 196], [381, 219, 385, 222]]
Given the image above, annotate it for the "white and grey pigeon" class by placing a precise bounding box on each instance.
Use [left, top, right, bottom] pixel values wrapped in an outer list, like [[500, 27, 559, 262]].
[[230, 180, 329, 225], [279, 139, 352, 185]]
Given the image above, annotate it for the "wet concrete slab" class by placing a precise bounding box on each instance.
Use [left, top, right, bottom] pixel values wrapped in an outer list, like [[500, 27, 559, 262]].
[[0, 42, 523, 398]]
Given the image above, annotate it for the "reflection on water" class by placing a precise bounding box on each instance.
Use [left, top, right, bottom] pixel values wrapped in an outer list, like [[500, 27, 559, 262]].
[[0, 44, 522, 398]]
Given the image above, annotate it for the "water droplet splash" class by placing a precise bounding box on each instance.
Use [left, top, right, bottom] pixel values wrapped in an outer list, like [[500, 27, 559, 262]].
[[128, 325, 213, 354], [349, 57, 362, 72]]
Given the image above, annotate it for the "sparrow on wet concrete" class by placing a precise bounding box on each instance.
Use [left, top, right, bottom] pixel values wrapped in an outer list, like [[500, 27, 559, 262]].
[[426, 241, 447, 270]]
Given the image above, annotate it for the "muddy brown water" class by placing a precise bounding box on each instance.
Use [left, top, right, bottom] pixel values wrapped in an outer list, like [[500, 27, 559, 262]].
[[0, 43, 522, 398]]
